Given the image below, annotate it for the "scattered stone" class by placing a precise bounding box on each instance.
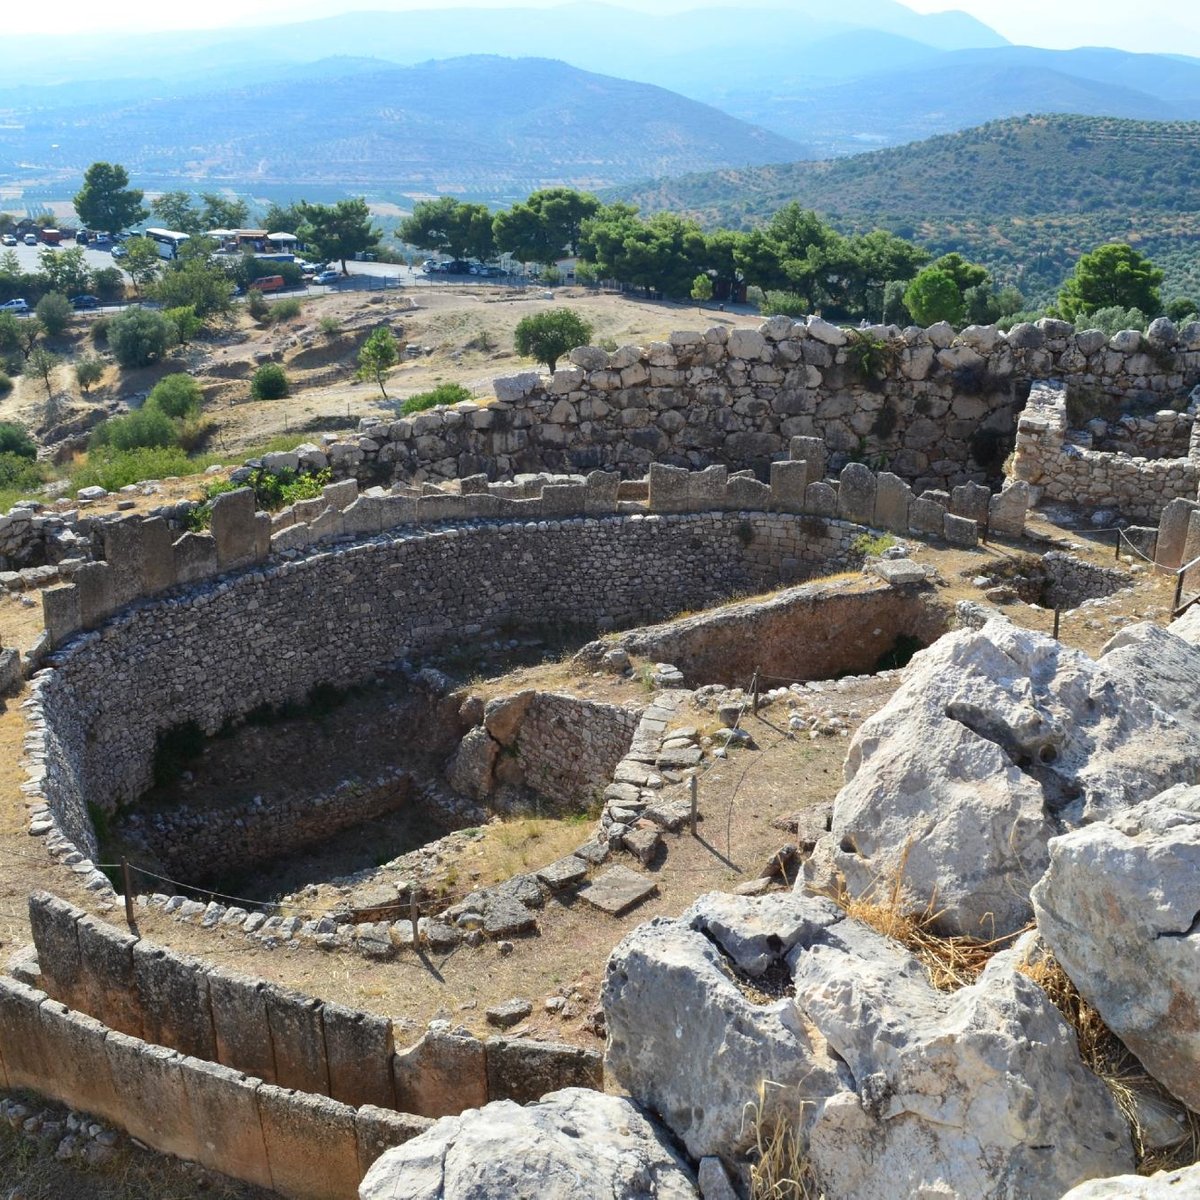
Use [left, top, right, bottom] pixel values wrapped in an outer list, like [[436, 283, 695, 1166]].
[[578, 865, 658, 915], [486, 998, 533, 1029], [535, 856, 588, 891], [621, 825, 662, 866]]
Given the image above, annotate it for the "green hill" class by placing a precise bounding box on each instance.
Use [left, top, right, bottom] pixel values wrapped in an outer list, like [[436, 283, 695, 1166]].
[[614, 115, 1200, 307]]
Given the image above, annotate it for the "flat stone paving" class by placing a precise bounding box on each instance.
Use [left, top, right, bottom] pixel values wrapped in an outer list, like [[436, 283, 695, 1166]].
[[578, 866, 658, 916]]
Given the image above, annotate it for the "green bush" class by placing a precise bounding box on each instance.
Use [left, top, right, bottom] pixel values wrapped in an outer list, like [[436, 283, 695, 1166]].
[[75, 356, 104, 394], [318, 315, 341, 337], [269, 297, 303, 323], [108, 307, 176, 369], [759, 291, 810, 318], [148, 373, 202, 419], [71, 446, 197, 494], [91, 404, 178, 452], [250, 362, 290, 400], [400, 382, 472, 415], [513, 308, 593, 372], [1078, 306, 1149, 336], [35, 292, 73, 337], [188, 466, 330, 527], [0, 372, 11, 396], [0, 450, 45, 491], [0, 422, 36, 458], [246, 290, 270, 322], [91, 316, 110, 345]]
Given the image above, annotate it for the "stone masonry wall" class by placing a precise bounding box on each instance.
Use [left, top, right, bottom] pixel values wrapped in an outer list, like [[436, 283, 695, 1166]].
[[315, 314, 1200, 497]]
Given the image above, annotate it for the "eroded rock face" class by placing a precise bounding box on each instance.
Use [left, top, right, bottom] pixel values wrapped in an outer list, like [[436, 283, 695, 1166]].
[[603, 894, 1132, 1199], [808, 620, 1200, 936], [1058, 1164, 1200, 1198], [357, 1087, 698, 1200], [1032, 784, 1200, 1112]]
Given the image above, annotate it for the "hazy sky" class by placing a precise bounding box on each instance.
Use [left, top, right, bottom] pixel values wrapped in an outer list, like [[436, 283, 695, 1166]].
[[32, 0, 1200, 57]]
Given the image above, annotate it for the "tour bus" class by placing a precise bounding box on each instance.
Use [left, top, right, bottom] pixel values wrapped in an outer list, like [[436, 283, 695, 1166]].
[[143, 228, 191, 259]]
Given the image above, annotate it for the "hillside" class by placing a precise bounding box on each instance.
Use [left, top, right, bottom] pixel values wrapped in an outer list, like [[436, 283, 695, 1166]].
[[615, 114, 1200, 305], [0, 57, 805, 204]]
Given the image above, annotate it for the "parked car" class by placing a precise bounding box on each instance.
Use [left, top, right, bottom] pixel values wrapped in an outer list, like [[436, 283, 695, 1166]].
[[0, 234, 15, 247], [69, 294, 100, 309], [478, 265, 505, 277], [110, 245, 128, 259], [23, 233, 37, 246], [312, 269, 341, 285], [0, 299, 30, 314], [248, 274, 285, 293]]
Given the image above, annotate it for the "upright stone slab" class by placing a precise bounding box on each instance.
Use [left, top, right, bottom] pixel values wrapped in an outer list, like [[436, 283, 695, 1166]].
[[104, 1035, 200, 1162], [258, 1086, 362, 1200], [837, 462, 877, 526], [209, 969, 275, 1083], [724, 475, 771, 510], [180, 1057, 272, 1189], [909, 497, 947, 537], [689, 465, 728, 509], [132, 943, 216, 1061], [173, 531, 218, 585], [485, 1037, 603, 1105], [943, 513, 979, 547], [42, 584, 82, 649], [804, 481, 837, 517], [392, 1025, 487, 1118], [770, 460, 810, 513], [28, 891, 86, 1011], [873, 473, 912, 534], [37, 1001, 121, 1124], [1156, 499, 1199, 567], [322, 478, 358, 511], [789, 436, 828, 481], [264, 985, 330, 1096], [77, 914, 142, 1038], [541, 483, 587, 517], [988, 482, 1030, 539], [648, 463, 690, 513], [584, 470, 620, 514], [74, 561, 114, 628], [210, 487, 258, 571], [950, 482, 991, 526], [1182, 507, 1200, 572], [322, 1001, 395, 1109], [102, 515, 176, 604], [0, 978, 54, 1091], [355, 1106, 435, 1177]]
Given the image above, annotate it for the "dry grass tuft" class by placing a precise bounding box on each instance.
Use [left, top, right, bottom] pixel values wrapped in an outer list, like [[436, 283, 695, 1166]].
[[745, 1081, 824, 1200], [1017, 947, 1200, 1175]]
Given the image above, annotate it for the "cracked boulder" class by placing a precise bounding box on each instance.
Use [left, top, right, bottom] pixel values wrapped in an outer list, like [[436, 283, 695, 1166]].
[[358, 1087, 698, 1199], [1032, 784, 1200, 1112], [603, 893, 1133, 1198], [807, 620, 1200, 937], [1059, 1164, 1200, 1198], [445, 727, 498, 801]]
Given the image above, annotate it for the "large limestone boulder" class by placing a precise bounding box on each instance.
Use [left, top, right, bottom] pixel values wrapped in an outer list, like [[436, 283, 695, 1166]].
[[358, 1087, 698, 1199], [1032, 784, 1200, 1112], [808, 620, 1200, 936], [1059, 1164, 1200, 1198], [1099, 622, 1200, 742], [603, 893, 1133, 1198]]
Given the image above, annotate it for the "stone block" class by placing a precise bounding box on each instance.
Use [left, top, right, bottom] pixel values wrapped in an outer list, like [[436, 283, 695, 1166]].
[[254, 510, 271, 559], [392, 1025, 487, 1118], [308, 506, 344, 542], [377, 494, 420, 530], [323, 478, 358, 511], [540, 483, 587, 517], [943, 513, 979, 547], [105, 1034, 199, 1162], [340, 496, 385, 537], [988, 482, 1029, 539], [873, 472, 912, 534], [355, 1105, 435, 1177], [724, 475, 771, 510], [789, 436, 828, 480], [74, 560, 114, 628], [485, 1037, 603, 1106], [322, 1001, 395, 1109], [28, 891, 86, 1011], [208, 969, 275, 1084], [173, 531, 218, 585], [77, 914, 142, 1038], [1157, 498, 1200, 568], [41, 584, 81, 649], [909, 497, 946, 537], [132, 943, 216, 1061], [579, 865, 657, 915], [35, 1000, 120, 1122], [648, 463, 690, 513], [258, 1085, 362, 1200], [804, 481, 837, 517], [950, 481, 991, 525], [0, 978, 53, 1091], [837, 462, 877, 526], [770, 460, 809, 513], [584, 470, 620, 514], [689, 464, 728, 509], [180, 1057, 272, 1189], [210, 487, 258, 571], [264, 984, 330, 1096]]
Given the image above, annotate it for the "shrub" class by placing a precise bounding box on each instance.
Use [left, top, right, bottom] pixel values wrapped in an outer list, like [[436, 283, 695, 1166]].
[[250, 362, 289, 400], [0, 372, 10, 395], [91, 404, 178, 452], [0, 422, 36, 459], [318, 315, 341, 337], [759, 291, 810, 318], [0, 451, 44, 492], [91, 267, 125, 303], [148, 373, 202, 419], [71, 446, 196, 493], [246, 289, 270, 322], [165, 305, 203, 346], [401, 382, 472, 415], [1079, 306, 1149, 337], [108, 306, 176, 369], [91, 316, 110, 345], [513, 308, 593, 372], [75, 355, 105, 394], [269, 297, 303, 323], [35, 292, 73, 337]]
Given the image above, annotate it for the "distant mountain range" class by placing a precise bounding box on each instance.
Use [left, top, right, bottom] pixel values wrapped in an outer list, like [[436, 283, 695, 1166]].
[[0, 56, 805, 203], [614, 114, 1200, 306]]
